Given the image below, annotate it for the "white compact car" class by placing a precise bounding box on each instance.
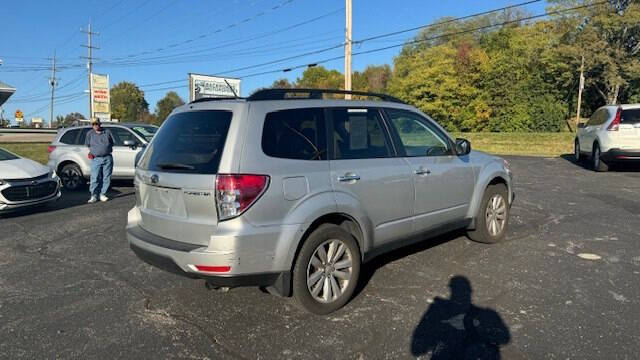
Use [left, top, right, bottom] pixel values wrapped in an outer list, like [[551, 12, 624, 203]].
[[0, 147, 61, 212], [575, 104, 640, 171]]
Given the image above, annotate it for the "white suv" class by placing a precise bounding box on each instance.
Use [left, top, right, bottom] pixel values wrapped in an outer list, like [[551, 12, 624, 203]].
[[575, 104, 640, 171], [47, 123, 158, 189]]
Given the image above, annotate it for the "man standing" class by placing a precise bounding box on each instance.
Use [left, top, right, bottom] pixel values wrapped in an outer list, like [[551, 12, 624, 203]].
[[85, 119, 115, 203]]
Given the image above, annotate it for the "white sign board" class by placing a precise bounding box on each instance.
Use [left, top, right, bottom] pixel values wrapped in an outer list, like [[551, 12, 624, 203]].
[[189, 73, 241, 101], [91, 73, 110, 120]]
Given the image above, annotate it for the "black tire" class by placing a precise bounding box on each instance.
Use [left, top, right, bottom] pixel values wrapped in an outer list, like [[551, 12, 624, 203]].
[[592, 144, 609, 172], [574, 139, 581, 162], [60, 163, 85, 190], [292, 224, 361, 315], [467, 184, 510, 244]]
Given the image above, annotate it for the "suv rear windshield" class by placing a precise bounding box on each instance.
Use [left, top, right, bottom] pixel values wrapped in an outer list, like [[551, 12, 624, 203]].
[[138, 110, 232, 174], [622, 109, 640, 124]]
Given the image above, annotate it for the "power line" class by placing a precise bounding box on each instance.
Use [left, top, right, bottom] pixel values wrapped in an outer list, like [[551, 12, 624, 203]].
[[97, 8, 343, 65], [234, 0, 609, 80], [138, 0, 550, 88], [102, 0, 297, 61]]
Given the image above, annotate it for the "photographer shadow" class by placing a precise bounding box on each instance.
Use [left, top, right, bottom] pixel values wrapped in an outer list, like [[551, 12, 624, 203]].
[[411, 276, 510, 360]]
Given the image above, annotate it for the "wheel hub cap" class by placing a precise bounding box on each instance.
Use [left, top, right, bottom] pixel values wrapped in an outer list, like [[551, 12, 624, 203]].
[[485, 194, 507, 237], [307, 239, 353, 303]]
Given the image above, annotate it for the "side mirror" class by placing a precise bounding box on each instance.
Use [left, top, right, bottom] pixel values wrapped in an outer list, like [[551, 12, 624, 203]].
[[455, 138, 471, 156], [577, 123, 586, 129], [123, 140, 137, 149]]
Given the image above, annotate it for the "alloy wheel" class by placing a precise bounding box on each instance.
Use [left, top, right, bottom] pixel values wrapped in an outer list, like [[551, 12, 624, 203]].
[[485, 194, 507, 237], [306, 239, 353, 303]]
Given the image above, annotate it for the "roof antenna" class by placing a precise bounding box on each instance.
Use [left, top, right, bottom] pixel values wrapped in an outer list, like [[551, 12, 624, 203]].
[[223, 79, 238, 98]]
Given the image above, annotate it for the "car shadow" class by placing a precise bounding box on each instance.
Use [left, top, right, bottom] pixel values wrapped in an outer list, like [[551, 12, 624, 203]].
[[0, 180, 134, 219], [560, 154, 640, 172], [354, 229, 466, 299], [411, 275, 511, 359]]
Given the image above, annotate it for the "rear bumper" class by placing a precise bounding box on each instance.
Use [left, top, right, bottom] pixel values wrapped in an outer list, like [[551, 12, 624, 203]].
[[126, 221, 291, 294], [601, 149, 640, 162]]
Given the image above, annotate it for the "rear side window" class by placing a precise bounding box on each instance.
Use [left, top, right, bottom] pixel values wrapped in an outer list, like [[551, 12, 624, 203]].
[[621, 109, 640, 124], [262, 108, 327, 160], [330, 108, 393, 160], [60, 129, 80, 144], [138, 110, 232, 174]]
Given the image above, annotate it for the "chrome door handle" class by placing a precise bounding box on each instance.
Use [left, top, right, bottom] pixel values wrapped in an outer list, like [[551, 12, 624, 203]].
[[338, 174, 361, 182], [414, 167, 431, 175]]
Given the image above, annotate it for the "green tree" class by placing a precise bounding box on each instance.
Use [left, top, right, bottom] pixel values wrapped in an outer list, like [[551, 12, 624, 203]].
[[271, 78, 294, 88], [353, 65, 392, 93], [296, 66, 343, 89], [62, 112, 85, 127], [154, 91, 184, 125], [110, 82, 149, 122], [551, 0, 640, 106]]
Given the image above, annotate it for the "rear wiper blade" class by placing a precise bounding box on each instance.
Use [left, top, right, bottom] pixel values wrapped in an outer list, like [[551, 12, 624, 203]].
[[157, 162, 195, 170]]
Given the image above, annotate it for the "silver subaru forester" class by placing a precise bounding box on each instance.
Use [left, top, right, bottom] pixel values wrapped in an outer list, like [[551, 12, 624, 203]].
[[128, 89, 514, 314]]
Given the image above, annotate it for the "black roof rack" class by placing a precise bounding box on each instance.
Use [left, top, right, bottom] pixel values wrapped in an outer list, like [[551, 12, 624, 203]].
[[189, 96, 245, 104], [247, 88, 405, 103]]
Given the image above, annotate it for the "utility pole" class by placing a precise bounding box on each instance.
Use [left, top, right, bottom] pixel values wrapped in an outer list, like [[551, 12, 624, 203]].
[[575, 54, 585, 131], [344, 0, 352, 99], [81, 23, 99, 120], [49, 51, 57, 128]]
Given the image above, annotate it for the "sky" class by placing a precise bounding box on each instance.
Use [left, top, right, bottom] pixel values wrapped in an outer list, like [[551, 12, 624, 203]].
[[0, 0, 548, 125]]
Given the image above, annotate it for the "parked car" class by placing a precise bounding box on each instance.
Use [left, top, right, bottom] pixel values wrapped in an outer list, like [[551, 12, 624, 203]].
[[0, 147, 61, 212], [575, 104, 640, 172], [47, 123, 158, 190], [127, 89, 514, 314]]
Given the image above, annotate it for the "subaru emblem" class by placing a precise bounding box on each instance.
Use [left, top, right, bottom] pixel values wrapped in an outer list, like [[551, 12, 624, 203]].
[[151, 174, 159, 184]]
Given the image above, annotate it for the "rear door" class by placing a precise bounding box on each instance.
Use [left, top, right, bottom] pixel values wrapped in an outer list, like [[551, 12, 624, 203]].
[[136, 110, 233, 245], [617, 108, 640, 149], [384, 108, 475, 232], [328, 107, 414, 247]]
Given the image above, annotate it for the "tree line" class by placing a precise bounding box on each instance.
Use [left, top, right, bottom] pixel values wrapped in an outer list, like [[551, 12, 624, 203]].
[[270, 1, 640, 132]]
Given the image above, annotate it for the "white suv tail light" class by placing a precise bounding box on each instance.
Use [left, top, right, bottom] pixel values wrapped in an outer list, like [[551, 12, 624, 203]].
[[607, 107, 622, 131], [215, 174, 269, 221]]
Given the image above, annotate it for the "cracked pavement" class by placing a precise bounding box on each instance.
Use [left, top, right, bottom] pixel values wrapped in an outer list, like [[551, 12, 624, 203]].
[[1, 157, 639, 359]]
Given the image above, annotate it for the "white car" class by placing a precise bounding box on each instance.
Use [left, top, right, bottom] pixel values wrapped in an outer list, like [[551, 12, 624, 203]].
[[575, 104, 640, 171], [0, 147, 61, 212]]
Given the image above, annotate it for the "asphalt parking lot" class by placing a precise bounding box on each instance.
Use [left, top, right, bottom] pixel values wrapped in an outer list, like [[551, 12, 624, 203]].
[[1, 156, 639, 359]]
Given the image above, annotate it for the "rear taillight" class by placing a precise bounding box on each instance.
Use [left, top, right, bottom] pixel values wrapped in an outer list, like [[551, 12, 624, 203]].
[[215, 174, 269, 221], [607, 107, 622, 131], [47, 145, 56, 153]]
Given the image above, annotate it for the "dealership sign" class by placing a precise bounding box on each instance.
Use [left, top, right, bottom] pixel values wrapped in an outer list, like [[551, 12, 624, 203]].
[[91, 73, 110, 121], [189, 73, 241, 101]]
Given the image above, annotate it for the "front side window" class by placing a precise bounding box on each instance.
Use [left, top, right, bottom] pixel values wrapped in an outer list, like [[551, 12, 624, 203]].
[[385, 109, 451, 157], [138, 110, 232, 174], [262, 108, 327, 160], [108, 127, 138, 146], [330, 108, 393, 160], [131, 126, 158, 142]]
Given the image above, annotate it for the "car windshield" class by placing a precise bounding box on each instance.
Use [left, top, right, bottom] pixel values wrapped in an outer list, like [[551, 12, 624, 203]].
[[130, 125, 158, 142], [0, 148, 19, 161]]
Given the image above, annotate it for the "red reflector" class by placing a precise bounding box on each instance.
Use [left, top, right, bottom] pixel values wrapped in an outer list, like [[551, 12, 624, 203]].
[[47, 145, 56, 153], [195, 265, 231, 273]]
